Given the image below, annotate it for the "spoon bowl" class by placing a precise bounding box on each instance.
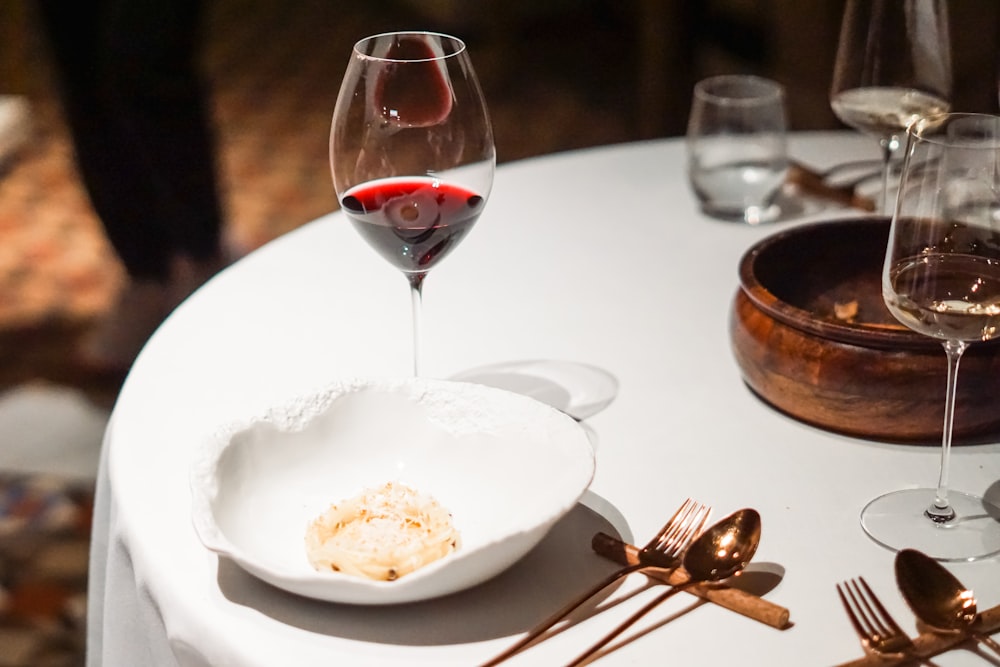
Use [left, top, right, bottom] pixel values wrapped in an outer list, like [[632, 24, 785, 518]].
[[895, 548, 1000, 657], [683, 507, 762, 581]]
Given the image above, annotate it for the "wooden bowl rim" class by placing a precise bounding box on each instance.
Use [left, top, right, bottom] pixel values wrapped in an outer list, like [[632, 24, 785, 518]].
[[737, 217, 943, 351]]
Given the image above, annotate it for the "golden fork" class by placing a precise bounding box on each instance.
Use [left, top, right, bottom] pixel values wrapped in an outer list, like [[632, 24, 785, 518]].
[[479, 498, 711, 666], [837, 577, 933, 665]]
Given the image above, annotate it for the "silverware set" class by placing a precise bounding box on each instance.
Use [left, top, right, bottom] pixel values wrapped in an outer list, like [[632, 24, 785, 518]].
[[837, 550, 1000, 665], [478, 498, 1000, 665], [480, 498, 711, 666], [564, 507, 761, 666], [480, 499, 765, 666]]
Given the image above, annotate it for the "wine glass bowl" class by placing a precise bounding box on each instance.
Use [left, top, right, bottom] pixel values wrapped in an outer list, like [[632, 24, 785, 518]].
[[830, 0, 952, 213], [864, 112, 1000, 561], [330, 32, 495, 376]]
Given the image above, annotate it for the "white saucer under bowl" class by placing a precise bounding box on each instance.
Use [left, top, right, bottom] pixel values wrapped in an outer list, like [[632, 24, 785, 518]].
[[450, 360, 618, 420]]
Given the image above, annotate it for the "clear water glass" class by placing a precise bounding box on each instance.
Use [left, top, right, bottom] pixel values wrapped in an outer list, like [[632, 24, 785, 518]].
[[687, 75, 788, 224]]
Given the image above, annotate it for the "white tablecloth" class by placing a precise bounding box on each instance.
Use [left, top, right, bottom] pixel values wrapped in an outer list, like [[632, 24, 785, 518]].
[[87, 133, 1000, 665]]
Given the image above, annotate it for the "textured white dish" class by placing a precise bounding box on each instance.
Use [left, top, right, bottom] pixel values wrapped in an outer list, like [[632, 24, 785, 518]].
[[450, 360, 619, 420], [190, 377, 595, 605]]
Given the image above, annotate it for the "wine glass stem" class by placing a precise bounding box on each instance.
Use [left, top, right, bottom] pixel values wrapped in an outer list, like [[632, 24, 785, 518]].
[[408, 273, 425, 377], [878, 137, 895, 215], [928, 339, 968, 523]]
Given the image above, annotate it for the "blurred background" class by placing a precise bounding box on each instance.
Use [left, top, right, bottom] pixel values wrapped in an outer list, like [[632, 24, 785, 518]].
[[0, 0, 996, 663]]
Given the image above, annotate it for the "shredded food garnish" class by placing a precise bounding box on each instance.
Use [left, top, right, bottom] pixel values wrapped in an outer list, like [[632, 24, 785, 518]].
[[305, 481, 460, 581]]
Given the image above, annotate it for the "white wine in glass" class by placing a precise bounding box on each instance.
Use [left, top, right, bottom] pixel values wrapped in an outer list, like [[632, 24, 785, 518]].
[[831, 0, 951, 213], [866, 113, 1000, 562], [330, 32, 495, 376]]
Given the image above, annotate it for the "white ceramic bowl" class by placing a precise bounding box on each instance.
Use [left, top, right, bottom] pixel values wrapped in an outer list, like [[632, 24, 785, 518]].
[[190, 377, 595, 604]]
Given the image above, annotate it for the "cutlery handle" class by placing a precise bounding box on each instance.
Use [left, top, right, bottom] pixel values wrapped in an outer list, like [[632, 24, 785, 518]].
[[564, 584, 691, 667], [972, 631, 1000, 660], [478, 563, 645, 666], [591, 532, 791, 630], [786, 161, 877, 212]]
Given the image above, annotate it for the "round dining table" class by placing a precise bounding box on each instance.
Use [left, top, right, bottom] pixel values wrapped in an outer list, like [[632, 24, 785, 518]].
[[87, 132, 1000, 666]]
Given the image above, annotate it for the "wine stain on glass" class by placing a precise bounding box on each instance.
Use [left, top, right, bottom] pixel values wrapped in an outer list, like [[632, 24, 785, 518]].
[[374, 34, 453, 128]]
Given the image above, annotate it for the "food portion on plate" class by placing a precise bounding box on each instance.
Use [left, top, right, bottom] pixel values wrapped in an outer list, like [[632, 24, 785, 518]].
[[305, 481, 461, 581]]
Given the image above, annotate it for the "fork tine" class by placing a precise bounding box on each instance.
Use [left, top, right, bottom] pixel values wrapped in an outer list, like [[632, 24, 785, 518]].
[[681, 504, 709, 543], [847, 578, 890, 639], [836, 582, 868, 640], [857, 577, 908, 637], [641, 498, 696, 550], [849, 578, 893, 640], [688, 504, 712, 540], [841, 579, 882, 640], [838, 577, 920, 661], [664, 503, 709, 553], [645, 501, 710, 556]]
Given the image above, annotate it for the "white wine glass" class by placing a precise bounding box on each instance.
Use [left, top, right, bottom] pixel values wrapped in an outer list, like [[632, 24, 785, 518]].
[[330, 31, 495, 376], [831, 0, 952, 214], [865, 112, 1000, 561]]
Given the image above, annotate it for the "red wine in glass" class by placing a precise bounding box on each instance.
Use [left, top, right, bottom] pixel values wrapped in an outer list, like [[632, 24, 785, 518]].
[[341, 177, 485, 274]]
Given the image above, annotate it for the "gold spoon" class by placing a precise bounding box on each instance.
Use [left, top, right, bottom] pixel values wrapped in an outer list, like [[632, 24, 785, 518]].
[[564, 508, 762, 666], [895, 548, 1000, 659]]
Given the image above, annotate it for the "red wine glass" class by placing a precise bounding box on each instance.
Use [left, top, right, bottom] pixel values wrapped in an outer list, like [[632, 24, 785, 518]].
[[330, 32, 495, 376]]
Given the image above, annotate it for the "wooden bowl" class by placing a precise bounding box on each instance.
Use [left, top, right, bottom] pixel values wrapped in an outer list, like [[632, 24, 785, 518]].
[[730, 217, 1000, 442]]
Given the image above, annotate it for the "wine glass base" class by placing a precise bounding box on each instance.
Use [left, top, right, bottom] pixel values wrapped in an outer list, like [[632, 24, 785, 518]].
[[699, 202, 781, 225], [860, 487, 1000, 562]]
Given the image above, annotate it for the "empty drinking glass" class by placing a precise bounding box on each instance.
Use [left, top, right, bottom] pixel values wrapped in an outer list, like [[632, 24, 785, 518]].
[[687, 75, 789, 224]]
